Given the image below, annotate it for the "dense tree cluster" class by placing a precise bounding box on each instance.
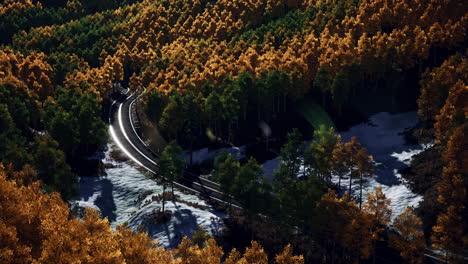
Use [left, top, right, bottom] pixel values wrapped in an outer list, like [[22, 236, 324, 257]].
[[209, 128, 396, 262], [1, 0, 466, 262], [410, 51, 467, 262], [429, 63, 467, 262], [4, 0, 466, 145], [0, 163, 304, 264], [418, 54, 467, 122]]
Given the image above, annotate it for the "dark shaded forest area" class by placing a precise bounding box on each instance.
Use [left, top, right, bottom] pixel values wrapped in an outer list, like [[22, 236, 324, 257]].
[[0, 0, 466, 263]]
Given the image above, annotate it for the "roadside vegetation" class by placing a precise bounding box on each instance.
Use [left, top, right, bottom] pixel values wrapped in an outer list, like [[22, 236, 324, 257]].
[[0, 0, 466, 263]]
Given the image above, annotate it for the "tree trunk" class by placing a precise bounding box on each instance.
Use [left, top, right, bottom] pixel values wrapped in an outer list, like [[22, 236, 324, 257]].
[[359, 173, 363, 209], [171, 182, 175, 201], [162, 183, 166, 212]]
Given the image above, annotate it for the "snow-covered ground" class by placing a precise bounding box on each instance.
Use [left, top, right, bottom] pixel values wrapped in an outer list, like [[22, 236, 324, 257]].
[[262, 112, 428, 219], [75, 143, 225, 248]]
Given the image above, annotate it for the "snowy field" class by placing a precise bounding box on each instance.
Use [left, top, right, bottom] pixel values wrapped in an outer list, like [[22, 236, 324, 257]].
[[262, 112, 427, 219], [75, 143, 225, 248]]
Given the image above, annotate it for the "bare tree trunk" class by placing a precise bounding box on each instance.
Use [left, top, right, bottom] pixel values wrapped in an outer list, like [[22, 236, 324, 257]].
[[171, 182, 175, 202], [162, 182, 166, 212], [359, 173, 363, 209]]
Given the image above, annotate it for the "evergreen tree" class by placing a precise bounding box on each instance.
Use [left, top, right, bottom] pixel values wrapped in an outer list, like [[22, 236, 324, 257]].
[[145, 89, 167, 123], [32, 135, 78, 200], [181, 91, 201, 165], [204, 91, 223, 138], [215, 154, 239, 211], [304, 125, 338, 182], [276, 128, 303, 185], [222, 85, 240, 141], [331, 68, 351, 116], [314, 66, 332, 107], [159, 96, 183, 140], [158, 141, 185, 199], [234, 157, 264, 220], [356, 148, 374, 209], [235, 71, 254, 120]]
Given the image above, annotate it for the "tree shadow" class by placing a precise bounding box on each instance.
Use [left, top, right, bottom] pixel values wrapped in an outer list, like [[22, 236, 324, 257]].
[[79, 176, 117, 221], [144, 208, 198, 248]]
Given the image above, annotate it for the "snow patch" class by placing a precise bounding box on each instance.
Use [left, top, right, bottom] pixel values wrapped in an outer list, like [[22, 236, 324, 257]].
[[75, 143, 225, 248], [262, 112, 425, 219]]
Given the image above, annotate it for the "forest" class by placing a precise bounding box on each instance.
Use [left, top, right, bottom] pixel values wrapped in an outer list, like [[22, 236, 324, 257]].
[[0, 0, 466, 263]]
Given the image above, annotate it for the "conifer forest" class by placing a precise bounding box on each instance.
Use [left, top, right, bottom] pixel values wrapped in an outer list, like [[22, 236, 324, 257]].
[[0, 0, 466, 263]]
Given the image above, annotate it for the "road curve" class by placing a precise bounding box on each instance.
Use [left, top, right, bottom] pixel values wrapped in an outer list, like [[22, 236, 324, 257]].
[[109, 91, 448, 264], [109, 90, 237, 208]]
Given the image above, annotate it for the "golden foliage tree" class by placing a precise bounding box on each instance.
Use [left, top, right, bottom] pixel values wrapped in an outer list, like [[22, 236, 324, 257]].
[[390, 207, 426, 264], [0, 163, 304, 264]]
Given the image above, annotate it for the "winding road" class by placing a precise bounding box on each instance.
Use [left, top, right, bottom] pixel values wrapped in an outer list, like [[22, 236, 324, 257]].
[[108, 89, 238, 208], [108, 89, 449, 263]]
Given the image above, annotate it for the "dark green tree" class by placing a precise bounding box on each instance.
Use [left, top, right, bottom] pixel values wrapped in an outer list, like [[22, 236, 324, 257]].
[[273, 129, 305, 223], [46, 109, 80, 157], [235, 71, 254, 120], [204, 91, 223, 138], [145, 89, 167, 123], [212, 150, 230, 176], [276, 128, 303, 185], [0, 104, 30, 169], [222, 85, 240, 142], [214, 154, 239, 211], [0, 84, 33, 131], [159, 95, 183, 140], [304, 125, 338, 182], [331, 68, 351, 115], [44, 90, 107, 158], [234, 157, 264, 219], [181, 91, 201, 165], [158, 141, 185, 199], [32, 135, 78, 200], [73, 95, 107, 154], [0, 104, 17, 154], [314, 66, 333, 107]]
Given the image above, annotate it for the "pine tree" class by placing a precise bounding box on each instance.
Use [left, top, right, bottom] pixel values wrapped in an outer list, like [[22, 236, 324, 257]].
[[304, 125, 338, 182], [215, 154, 240, 211], [158, 140, 185, 200], [390, 207, 425, 264], [363, 187, 392, 263], [276, 128, 303, 184], [356, 148, 374, 209], [234, 157, 264, 223]]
